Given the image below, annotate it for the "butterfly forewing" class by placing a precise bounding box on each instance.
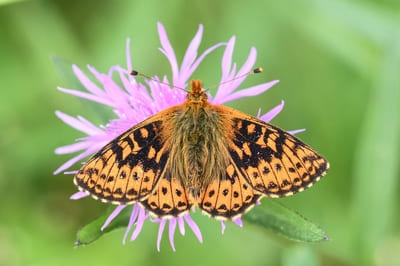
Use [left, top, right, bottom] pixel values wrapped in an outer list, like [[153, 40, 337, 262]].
[[74, 119, 169, 204], [225, 111, 329, 198]]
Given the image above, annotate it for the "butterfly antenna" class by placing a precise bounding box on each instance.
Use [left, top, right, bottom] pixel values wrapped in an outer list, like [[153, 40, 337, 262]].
[[206, 67, 263, 92], [129, 70, 187, 92]]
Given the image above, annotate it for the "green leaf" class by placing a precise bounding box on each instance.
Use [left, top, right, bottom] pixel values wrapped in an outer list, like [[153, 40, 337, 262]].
[[76, 205, 132, 246], [243, 200, 329, 242]]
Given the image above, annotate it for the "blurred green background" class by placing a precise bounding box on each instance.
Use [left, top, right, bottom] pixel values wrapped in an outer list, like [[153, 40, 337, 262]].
[[1, 0, 399, 265]]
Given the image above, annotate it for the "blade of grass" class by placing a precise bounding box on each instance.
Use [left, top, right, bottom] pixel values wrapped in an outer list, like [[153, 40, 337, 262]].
[[350, 35, 400, 263]]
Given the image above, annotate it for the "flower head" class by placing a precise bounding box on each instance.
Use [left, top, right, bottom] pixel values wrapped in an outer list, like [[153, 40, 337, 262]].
[[55, 23, 287, 251]]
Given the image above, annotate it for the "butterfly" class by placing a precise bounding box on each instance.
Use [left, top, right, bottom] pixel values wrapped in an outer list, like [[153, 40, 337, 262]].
[[74, 68, 329, 220]]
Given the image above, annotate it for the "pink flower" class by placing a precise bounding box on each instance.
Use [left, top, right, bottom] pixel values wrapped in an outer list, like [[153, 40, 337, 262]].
[[55, 22, 292, 251]]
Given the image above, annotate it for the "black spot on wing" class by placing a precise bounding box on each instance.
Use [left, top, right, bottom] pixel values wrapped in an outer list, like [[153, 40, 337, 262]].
[[230, 130, 274, 168], [203, 193, 261, 219], [94, 121, 166, 172], [109, 122, 168, 172], [235, 119, 263, 142]]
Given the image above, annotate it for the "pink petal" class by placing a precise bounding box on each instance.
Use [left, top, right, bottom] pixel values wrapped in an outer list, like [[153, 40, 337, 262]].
[[108, 65, 123, 77], [123, 204, 139, 244], [221, 36, 235, 82], [130, 207, 148, 241], [177, 216, 185, 235], [64, 170, 78, 175], [70, 191, 88, 200], [76, 115, 104, 134], [220, 220, 226, 234], [288, 128, 306, 135], [157, 219, 167, 252], [101, 205, 126, 231], [87, 65, 105, 86], [239, 47, 257, 73], [180, 24, 203, 77], [126, 38, 133, 72], [184, 42, 226, 86], [184, 214, 203, 243], [214, 45, 260, 104], [233, 217, 243, 227], [259, 100, 285, 122], [53, 145, 102, 174], [101, 76, 132, 115], [55, 111, 102, 136], [224, 47, 257, 98], [151, 217, 162, 223], [55, 141, 91, 155], [72, 65, 105, 97], [58, 87, 114, 107], [118, 67, 136, 96], [232, 46, 257, 82], [168, 218, 177, 251], [220, 80, 279, 104], [157, 22, 179, 85], [99, 74, 118, 97]]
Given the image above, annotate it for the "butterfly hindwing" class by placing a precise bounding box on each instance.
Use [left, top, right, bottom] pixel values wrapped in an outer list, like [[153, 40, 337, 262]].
[[198, 162, 261, 219], [74, 119, 169, 204], [140, 173, 194, 217], [225, 110, 329, 198]]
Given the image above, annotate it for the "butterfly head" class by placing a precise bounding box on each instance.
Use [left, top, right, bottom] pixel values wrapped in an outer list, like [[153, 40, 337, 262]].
[[187, 80, 208, 103]]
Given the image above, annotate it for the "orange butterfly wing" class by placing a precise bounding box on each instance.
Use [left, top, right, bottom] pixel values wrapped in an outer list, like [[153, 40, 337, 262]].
[[198, 162, 261, 219], [223, 107, 329, 198], [140, 173, 194, 218], [74, 116, 170, 205]]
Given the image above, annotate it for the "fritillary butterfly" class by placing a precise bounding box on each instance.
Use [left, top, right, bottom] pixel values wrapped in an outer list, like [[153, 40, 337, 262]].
[[74, 68, 329, 220]]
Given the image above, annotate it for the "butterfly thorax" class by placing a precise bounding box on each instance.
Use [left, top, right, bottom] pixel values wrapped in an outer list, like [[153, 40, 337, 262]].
[[164, 80, 231, 198]]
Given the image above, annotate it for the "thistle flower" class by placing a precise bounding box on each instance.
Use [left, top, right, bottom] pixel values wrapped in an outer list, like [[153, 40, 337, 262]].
[[55, 22, 289, 251]]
